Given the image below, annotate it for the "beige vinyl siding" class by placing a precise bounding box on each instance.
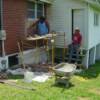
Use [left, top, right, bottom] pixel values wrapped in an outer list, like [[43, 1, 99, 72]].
[[88, 6, 100, 49], [47, 0, 88, 48]]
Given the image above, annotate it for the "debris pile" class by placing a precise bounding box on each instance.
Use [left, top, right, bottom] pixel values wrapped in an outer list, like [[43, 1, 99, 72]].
[[0, 72, 8, 79]]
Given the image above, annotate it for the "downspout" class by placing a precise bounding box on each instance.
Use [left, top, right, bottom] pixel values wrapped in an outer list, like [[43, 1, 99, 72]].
[[1, 0, 5, 57]]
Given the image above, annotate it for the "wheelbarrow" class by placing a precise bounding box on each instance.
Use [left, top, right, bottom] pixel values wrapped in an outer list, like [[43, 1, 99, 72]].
[[53, 63, 76, 87]]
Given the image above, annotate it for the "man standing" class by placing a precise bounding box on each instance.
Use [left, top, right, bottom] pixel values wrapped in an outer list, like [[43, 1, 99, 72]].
[[28, 16, 50, 36], [68, 27, 82, 63]]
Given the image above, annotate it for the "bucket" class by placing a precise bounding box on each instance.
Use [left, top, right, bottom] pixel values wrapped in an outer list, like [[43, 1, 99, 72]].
[[24, 71, 34, 83]]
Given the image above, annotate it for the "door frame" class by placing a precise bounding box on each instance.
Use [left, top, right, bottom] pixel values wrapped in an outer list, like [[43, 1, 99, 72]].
[[71, 9, 84, 37], [71, 9, 74, 39]]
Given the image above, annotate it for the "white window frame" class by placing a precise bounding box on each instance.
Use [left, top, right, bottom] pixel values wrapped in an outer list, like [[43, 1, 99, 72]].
[[27, 1, 36, 20], [37, 2, 44, 17], [27, 1, 45, 21]]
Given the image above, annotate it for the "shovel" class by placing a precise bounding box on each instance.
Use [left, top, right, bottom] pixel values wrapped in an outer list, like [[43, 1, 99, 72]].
[[0, 80, 35, 91]]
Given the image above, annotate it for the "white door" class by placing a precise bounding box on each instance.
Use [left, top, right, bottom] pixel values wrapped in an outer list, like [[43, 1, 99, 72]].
[[73, 9, 85, 46]]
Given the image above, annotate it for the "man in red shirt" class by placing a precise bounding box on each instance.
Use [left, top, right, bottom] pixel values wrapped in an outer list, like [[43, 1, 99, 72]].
[[68, 27, 82, 63], [72, 28, 82, 45]]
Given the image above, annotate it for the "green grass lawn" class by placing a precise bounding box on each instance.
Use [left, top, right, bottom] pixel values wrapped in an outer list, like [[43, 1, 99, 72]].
[[0, 62, 100, 100]]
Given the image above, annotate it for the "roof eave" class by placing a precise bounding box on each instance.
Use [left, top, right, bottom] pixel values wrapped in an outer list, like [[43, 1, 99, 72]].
[[40, 0, 52, 4], [80, 0, 100, 10], [28, 0, 53, 4]]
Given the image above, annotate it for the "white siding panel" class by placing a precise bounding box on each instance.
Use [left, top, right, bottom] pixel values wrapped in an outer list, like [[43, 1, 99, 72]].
[[47, 0, 88, 48], [88, 7, 100, 49]]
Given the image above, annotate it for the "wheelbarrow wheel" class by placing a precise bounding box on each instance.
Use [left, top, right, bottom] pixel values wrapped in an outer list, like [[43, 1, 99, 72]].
[[65, 81, 69, 88]]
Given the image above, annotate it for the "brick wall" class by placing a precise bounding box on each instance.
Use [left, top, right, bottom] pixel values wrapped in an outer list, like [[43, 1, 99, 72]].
[[3, 0, 27, 55]]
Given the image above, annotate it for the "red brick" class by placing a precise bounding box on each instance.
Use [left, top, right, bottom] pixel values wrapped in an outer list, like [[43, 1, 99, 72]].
[[3, 0, 27, 55]]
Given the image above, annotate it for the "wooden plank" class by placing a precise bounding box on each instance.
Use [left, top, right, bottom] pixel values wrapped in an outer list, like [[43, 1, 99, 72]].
[[26, 34, 57, 41]]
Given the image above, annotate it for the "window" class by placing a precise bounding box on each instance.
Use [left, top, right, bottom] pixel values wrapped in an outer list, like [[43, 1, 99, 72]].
[[27, 2, 35, 19], [94, 13, 99, 26], [27, 1, 44, 19], [37, 3, 44, 18]]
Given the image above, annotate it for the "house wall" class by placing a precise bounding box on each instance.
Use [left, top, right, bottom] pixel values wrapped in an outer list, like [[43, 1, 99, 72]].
[[47, 0, 88, 49], [3, 0, 27, 55], [88, 6, 100, 49]]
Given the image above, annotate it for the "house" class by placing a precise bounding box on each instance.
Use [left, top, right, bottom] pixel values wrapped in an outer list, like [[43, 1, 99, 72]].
[[0, 0, 52, 70], [47, 0, 100, 68], [0, 0, 100, 70]]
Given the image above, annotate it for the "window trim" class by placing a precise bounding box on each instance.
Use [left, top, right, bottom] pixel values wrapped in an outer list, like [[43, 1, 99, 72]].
[[27, 1, 35, 19], [27, 1, 45, 20]]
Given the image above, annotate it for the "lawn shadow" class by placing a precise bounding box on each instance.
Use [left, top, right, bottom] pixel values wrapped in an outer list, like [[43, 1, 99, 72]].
[[8, 74, 24, 80], [76, 61, 100, 79], [51, 82, 74, 92]]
